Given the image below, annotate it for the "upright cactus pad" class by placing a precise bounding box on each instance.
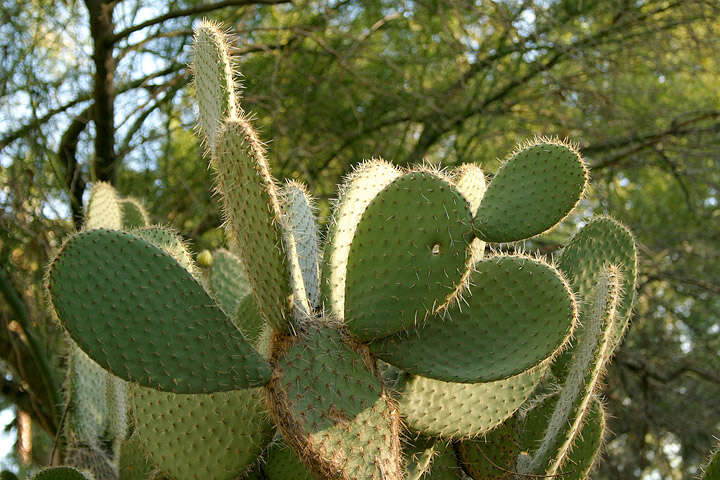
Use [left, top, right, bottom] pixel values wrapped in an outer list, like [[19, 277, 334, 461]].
[[264, 441, 318, 480], [473, 140, 587, 243], [119, 198, 150, 229], [266, 326, 401, 480], [371, 254, 576, 382], [84, 182, 122, 231], [344, 170, 472, 340], [455, 416, 519, 480], [192, 20, 237, 152], [206, 248, 252, 317], [452, 163, 487, 262], [47, 229, 271, 393], [214, 118, 292, 332], [67, 349, 108, 446]]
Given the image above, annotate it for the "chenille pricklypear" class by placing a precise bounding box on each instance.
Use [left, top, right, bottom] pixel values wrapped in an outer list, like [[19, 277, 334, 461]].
[[42, 19, 640, 480]]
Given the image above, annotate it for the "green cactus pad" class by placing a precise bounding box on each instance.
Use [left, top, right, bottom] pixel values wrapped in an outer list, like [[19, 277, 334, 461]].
[[264, 441, 318, 480], [452, 163, 487, 262], [65, 444, 117, 480], [84, 182, 122, 231], [47, 228, 271, 393], [702, 448, 720, 480], [556, 216, 637, 366], [473, 141, 587, 242], [518, 395, 605, 480], [131, 226, 197, 276], [33, 467, 90, 480], [371, 255, 576, 382], [118, 435, 156, 480], [404, 437, 462, 480], [192, 20, 237, 152], [67, 349, 108, 445], [119, 198, 149, 229], [322, 159, 401, 320], [267, 326, 401, 480], [344, 171, 472, 340], [422, 443, 463, 480], [455, 417, 519, 480], [397, 365, 546, 439], [133, 385, 272, 480], [207, 249, 251, 317], [234, 294, 265, 347], [281, 181, 320, 311], [214, 118, 292, 333]]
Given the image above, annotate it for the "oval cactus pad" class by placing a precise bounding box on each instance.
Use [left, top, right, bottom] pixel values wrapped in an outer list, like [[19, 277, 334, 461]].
[[344, 171, 472, 341], [47, 229, 271, 393], [371, 255, 576, 383], [474, 140, 588, 243]]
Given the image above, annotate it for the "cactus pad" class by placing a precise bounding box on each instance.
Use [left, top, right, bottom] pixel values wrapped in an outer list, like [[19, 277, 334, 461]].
[[67, 349, 108, 445], [207, 249, 251, 317], [192, 20, 237, 151], [48, 228, 271, 393], [264, 441, 318, 480], [473, 140, 587, 242], [133, 385, 272, 480], [397, 365, 546, 439], [266, 326, 401, 480], [214, 118, 292, 332], [371, 255, 576, 382], [84, 182, 122, 231], [452, 163, 487, 262], [344, 171, 472, 340], [118, 435, 156, 480], [455, 417, 518, 480], [322, 159, 401, 320], [119, 198, 149, 229]]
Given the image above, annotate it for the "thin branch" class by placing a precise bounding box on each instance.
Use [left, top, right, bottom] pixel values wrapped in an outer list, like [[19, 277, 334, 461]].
[[111, 0, 291, 43]]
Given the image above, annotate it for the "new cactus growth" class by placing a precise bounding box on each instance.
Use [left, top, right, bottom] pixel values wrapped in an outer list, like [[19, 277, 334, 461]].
[[41, 19, 640, 480]]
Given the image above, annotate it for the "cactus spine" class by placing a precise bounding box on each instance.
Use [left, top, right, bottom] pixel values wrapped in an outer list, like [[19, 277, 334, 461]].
[[42, 19, 642, 480]]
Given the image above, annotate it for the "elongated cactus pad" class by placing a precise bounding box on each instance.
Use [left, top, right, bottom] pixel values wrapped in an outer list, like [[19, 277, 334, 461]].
[[84, 182, 122, 231], [106, 374, 129, 441], [518, 395, 605, 480], [192, 20, 238, 152], [119, 198, 149, 229], [344, 171, 472, 340], [473, 140, 587, 242], [33, 467, 90, 480], [264, 441, 318, 480], [397, 365, 546, 439], [281, 181, 321, 311], [207, 249, 251, 317], [133, 385, 272, 480], [322, 159, 401, 320], [455, 417, 519, 480], [214, 118, 292, 332], [556, 216, 637, 361], [520, 267, 620, 476], [47, 229, 271, 393], [67, 349, 108, 445], [371, 255, 576, 382], [266, 326, 401, 480]]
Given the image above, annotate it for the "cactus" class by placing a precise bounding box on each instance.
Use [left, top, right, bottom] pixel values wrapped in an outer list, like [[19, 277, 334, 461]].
[[39, 19, 641, 480]]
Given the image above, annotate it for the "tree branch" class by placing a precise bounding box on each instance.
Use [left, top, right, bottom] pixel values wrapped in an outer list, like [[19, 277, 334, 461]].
[[111, 0, 292, 43], [58, 107, 93, 229]]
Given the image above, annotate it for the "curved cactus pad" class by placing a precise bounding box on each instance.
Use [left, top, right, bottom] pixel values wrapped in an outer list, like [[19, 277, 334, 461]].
[[133, 386, 272, 480], [344, 171, 472, 341], [85, 182, 122, 230], [455, 416, 519, 480], [47, 229, 271, 393], [519, 395, 605, 480], [267, 326, 401, 480], [264, 441, 318, 480], [397, 365, 546, 439], [371, 255, 576, 382], [474, 141, 587, 242], [558, 216, 637, 354], [33, 468, 89, 480]]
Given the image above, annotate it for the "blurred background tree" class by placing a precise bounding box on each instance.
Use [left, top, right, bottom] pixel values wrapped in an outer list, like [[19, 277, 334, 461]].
[[0, 0, 718, 478]]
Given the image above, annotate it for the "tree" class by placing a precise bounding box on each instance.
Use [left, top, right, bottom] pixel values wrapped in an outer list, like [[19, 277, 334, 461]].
[[0, 1, 718, 477]]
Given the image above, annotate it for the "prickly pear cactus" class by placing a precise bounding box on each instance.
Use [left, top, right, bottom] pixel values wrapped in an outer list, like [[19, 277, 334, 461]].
[[41, 18, 640, 480]]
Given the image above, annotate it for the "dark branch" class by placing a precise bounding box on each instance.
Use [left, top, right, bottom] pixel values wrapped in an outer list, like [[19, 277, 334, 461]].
[[111, 0, 292, 43]]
